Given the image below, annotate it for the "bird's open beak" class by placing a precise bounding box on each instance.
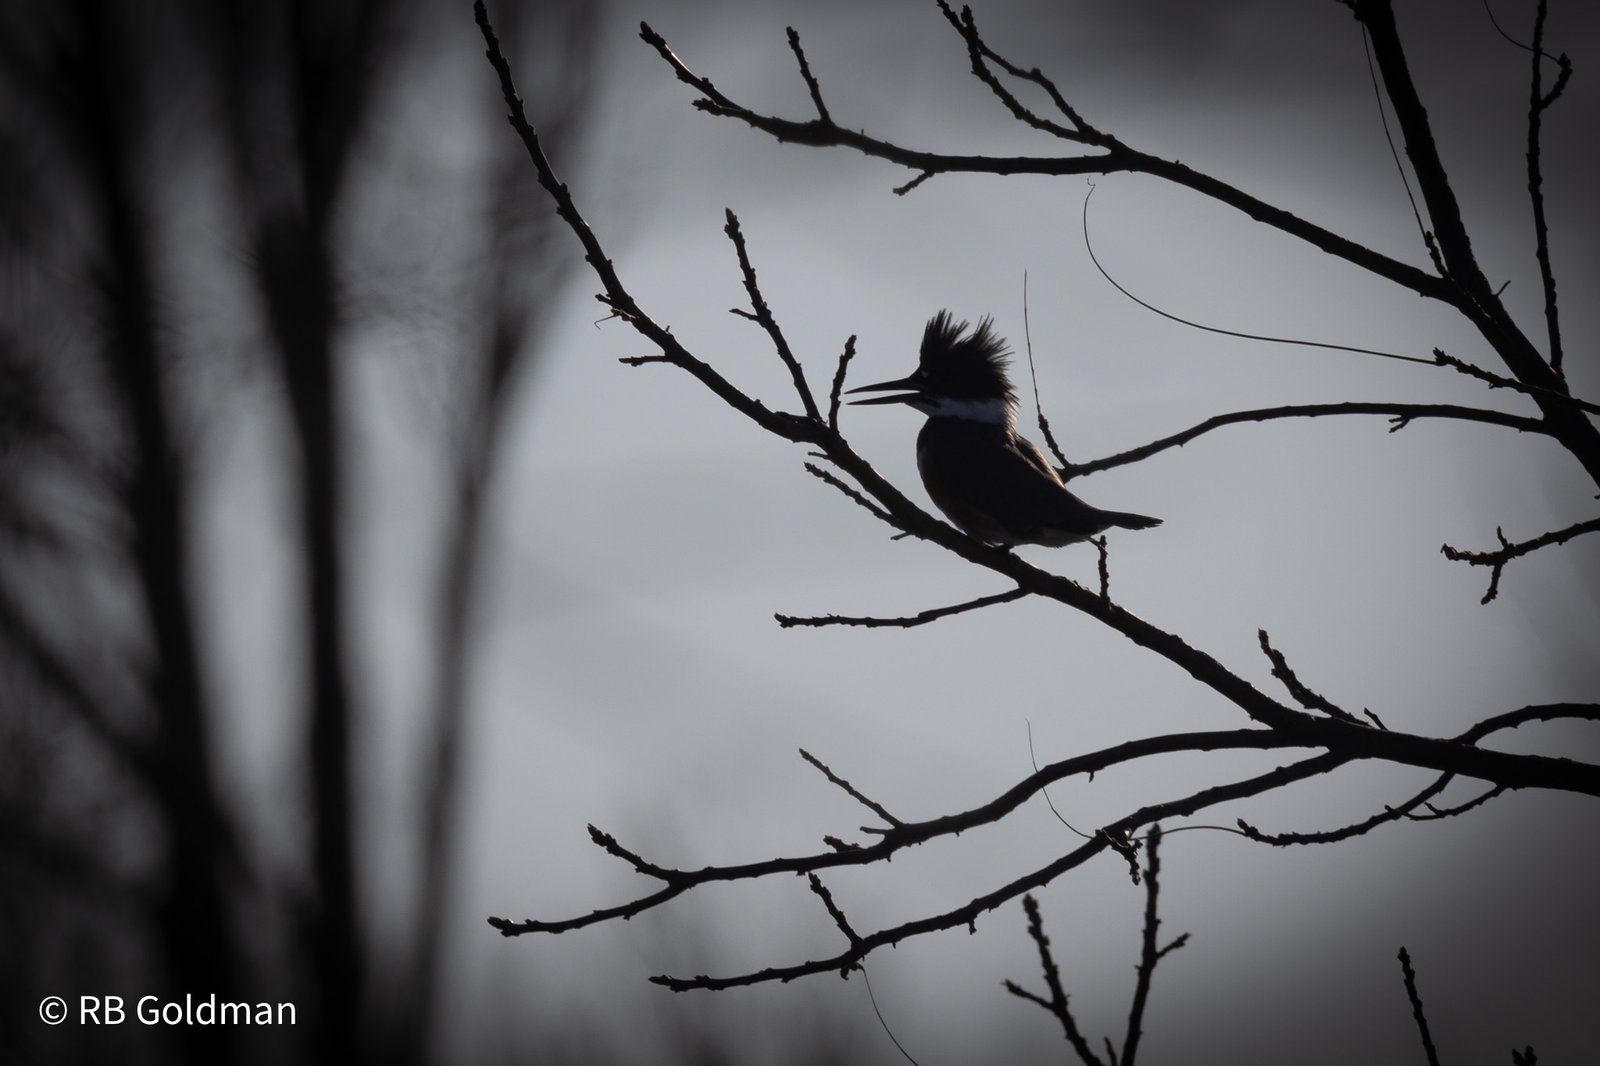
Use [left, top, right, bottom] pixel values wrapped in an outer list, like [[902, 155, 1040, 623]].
[[845, 375, 922, 406]]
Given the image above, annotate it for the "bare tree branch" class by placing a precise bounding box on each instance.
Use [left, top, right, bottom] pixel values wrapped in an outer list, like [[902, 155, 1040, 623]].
[[827, 335, 856, 430], [478, 3, 828, 452], [1456, 702, 1600, 743], [937, 0, 1103, 145], [1020, 272, 1073, 470], [1258, 630, 1364, 725], [1239, 704, 1600, 844], [1358, 25, 1444, 272], [644, 753, 1346, 991], [1411, 784, 1506, 821], [1398, 947, 1443, 1066], [1350, 0, 1600, 481], [1523, 0, 1572, 374], [1006, 894, 1106, 1066], [785, 26, 831, 123], [800, 462, 895, 526], [1067, 402, 1553, 478], [777, 587, 1028, 629], [724, 209, 822, 422], [1239, 771, 1455, 846], [487, 729, 1313, 938], [1442, 517, 1600, 604], [807, 873, 862, 950], [491, 697, 1600, 941], [1094, 536, 1110, 602], [1123, 826, 1188, 1066], [634, 17, 1458, 309], [1433, 349, 1600, 416], [799, 748, 905, 829]]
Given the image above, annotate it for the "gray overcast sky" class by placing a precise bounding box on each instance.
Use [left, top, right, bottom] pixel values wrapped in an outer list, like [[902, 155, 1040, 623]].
[[284, 1, 1600, 1061]]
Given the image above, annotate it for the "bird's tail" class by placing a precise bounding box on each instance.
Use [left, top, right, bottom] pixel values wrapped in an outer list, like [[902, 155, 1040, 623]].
[[1104, 510, 1162, 531]]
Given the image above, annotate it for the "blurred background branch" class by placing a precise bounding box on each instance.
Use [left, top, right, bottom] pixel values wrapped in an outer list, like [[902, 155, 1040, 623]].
[[2, 1, 595, 1062]]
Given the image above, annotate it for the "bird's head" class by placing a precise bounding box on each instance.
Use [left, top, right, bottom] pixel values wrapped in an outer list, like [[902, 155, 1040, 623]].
[[848, 311, 1017, 424]]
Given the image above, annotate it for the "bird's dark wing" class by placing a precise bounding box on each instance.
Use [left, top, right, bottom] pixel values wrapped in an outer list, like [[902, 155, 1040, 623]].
[[1009, 434, 1066, 485], [917, 421, 1135, 545], [1008, 433, 1161, 535]]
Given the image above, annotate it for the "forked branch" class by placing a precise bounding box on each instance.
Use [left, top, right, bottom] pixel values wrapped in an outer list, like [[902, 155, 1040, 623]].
[[1005, 894, 1106, 1066], [635, 11, 1455, 308], [1441, 517, 1600, 604]]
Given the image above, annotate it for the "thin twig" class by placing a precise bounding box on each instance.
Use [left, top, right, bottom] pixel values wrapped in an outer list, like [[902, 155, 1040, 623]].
[[1258, 631, 1364, 725], [1082, 184, 1435, 366], [1122, 825, 1188, 1066], [1027, 720, 1092, 839], [802, 462, 895, 525], [828, 335, 856, 430], [1021, 271, 1071, 469], [1524, 0, 1571, 374], [777, 587, 1029, 629], [862, 966, 923, 1066], [1413, 784, 1506, 820], [1482, 0, 1530, 50], [1398, 947, 1442, 1066], [1441, 517, 1600, 604], [1102, 826, 1143, 885], [488, 881, 688, 936], [1238, 704, 1600, 844], [939, 0, 1099, 145], [1360, 27, 1443, 272], [1238, 771, 1454, 845], [724, 209, 821, 421], [935, 0, 1104, 144], [477, 3, 831, 452], [808, 873, 862, 946], [785, 26, 831, 123], [1433, 349, 1600, 415], [1006, 894, 1105, 1066], [1094, 536, 1110, 602], [893, 170, 935, 196], [1459, 702, 1600, 743], [1484, 0, 1577, 376], [1067, 401, 1551, 477], [586, 824, 680, 881], [799, 749, 904, 828]]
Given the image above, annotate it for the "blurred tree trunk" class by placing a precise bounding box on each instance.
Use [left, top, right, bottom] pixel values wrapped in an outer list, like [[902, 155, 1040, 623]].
[[1, 1, 595, 1062], [74, 5, 239, 1060]]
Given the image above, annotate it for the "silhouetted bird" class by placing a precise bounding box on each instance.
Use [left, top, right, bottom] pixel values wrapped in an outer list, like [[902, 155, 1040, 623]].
[[848, 311, 1161, 547]]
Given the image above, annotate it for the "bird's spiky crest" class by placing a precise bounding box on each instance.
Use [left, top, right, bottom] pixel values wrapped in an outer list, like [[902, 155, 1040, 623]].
[[919, 310, 1016, 405]]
